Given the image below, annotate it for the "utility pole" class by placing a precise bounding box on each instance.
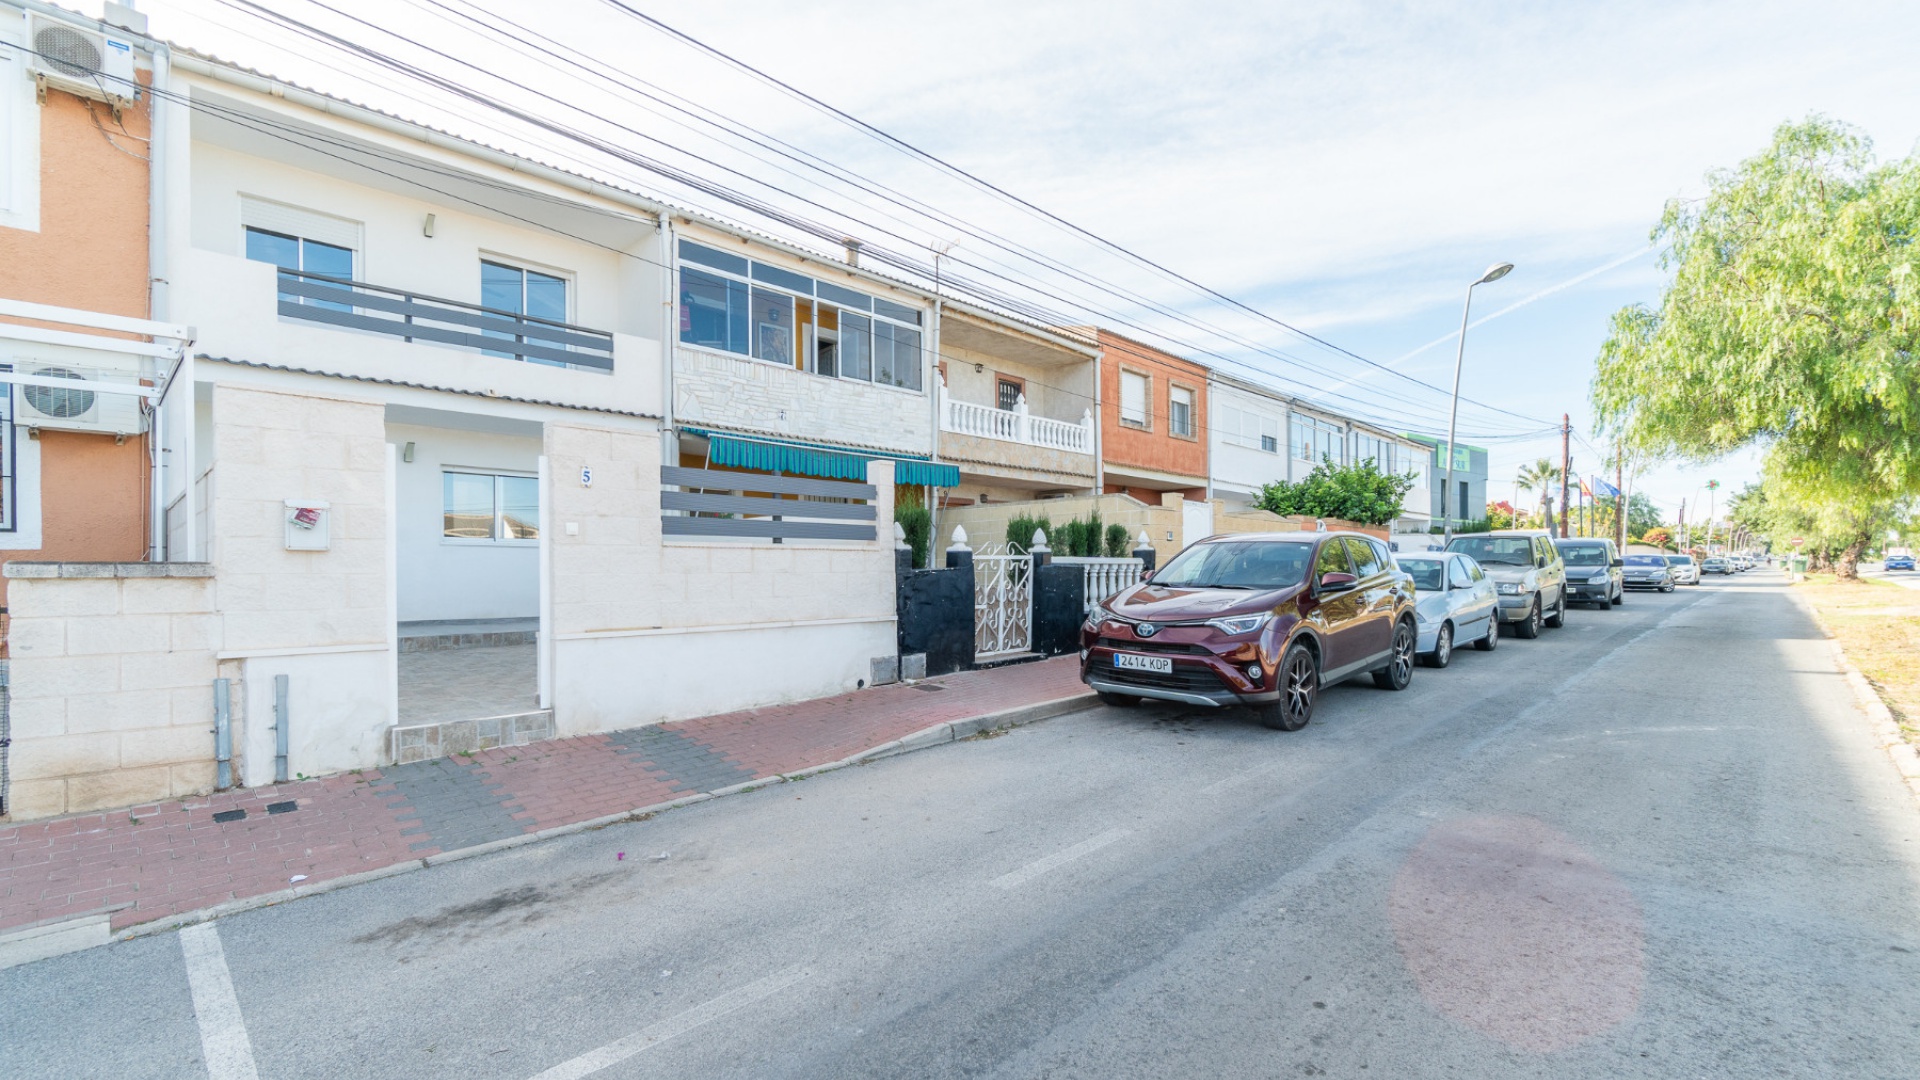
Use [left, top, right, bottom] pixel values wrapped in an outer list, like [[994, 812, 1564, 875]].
[[1615, 448, 1626, 551], [1559, 414, 1571, 538], [1678, 498, 1687, 552]]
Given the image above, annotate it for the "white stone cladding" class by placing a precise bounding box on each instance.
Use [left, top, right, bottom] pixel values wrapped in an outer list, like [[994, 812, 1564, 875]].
[[672, 347, 932, 455], [4, 569, 220, 819], [544, 420, 899, 734]]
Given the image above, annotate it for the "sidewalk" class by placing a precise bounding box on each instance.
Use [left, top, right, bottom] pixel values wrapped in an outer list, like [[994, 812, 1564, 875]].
[[0, 657, 1090, 946]]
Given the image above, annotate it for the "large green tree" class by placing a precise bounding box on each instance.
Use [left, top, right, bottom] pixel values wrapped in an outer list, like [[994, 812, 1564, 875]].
[[1256, 459, 1416, 526], [1592, 117, 1920, 578]]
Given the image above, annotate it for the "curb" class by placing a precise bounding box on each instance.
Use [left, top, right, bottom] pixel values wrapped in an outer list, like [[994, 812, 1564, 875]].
[[1787, 587, 1920, 804], [13, 689, 1099, 964]]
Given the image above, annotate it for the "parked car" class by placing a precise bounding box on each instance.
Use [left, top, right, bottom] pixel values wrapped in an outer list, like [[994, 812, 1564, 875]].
[[1885, 553, 1915, 571], [1443, 530, 1568, 639], [1622, 554, 1676, 591], [1663, 554, 1701, 586], [1703, 555, 1735, 575], [1080, 531, 1418, 731], [1397, 552, 1499, 667], [1554, 538, 1623, 608]]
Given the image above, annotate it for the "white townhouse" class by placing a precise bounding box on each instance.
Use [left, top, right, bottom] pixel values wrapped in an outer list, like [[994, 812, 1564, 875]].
[[1, 44, 925, 819], [1207, 371, 1432, 537]]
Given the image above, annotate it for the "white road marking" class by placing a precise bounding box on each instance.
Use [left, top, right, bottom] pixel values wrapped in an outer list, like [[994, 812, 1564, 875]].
[[993, 828, 1133, 889], [529, 966, 811, 1080], [179, 923, 260, 1080]]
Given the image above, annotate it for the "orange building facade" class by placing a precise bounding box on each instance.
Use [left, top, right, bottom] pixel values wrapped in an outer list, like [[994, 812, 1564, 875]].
[[1096, 329, 1209, 501], [0, 6, 161, 619]]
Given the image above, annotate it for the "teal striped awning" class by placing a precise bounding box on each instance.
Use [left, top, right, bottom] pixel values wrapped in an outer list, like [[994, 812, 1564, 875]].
[[690, 428, 960, 488]]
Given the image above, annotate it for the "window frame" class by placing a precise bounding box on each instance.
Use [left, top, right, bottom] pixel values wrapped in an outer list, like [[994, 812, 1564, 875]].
[[675, 238, 925, 393], [1118, 368, 1151, 429], [479, 257, 575, 365], [441, 468, 540, 546], [1168, 383, 1197, 440], [995, 374, 1026, 412]]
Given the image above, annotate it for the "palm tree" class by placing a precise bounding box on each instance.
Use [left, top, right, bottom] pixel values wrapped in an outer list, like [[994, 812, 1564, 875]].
[[1515, 458, 1558, 528]]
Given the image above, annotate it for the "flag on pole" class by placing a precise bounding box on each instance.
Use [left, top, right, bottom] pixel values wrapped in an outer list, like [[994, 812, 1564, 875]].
[[1591, 475, 1621, 498], [1579, 478, 1594, 499]]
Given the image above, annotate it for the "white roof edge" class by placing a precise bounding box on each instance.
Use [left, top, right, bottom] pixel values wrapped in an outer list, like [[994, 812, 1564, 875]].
[[1208, 367, 1423, 445]]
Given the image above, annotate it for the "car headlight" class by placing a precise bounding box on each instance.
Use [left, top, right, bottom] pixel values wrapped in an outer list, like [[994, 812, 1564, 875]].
[[1205, 613, 1271, 635], [1588, 572, 1612, 584], [1087, 603, 1114, 627], [1497, 582, 1523, 595]]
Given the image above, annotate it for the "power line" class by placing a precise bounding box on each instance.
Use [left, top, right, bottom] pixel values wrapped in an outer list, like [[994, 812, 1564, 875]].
[[199, 0, 1546, 435], [595, 0, 1556, 426]]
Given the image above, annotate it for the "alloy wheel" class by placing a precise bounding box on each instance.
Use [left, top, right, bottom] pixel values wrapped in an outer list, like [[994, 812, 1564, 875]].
[[1278, 647, 1316, 730], [1431, 623, 1452, 668]]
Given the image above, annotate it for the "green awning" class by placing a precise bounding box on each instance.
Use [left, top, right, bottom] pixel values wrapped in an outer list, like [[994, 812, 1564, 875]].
[[690, 428, 960, 488]]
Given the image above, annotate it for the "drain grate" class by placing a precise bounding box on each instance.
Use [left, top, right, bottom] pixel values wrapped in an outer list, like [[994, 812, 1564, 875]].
[[212, 808, 247, 824], [266, 800, 298, 815]]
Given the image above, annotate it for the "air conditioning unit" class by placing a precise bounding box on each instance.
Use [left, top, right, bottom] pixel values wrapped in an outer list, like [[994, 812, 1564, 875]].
[[27, 15, 137, 109], [14, 365, 147, 436]]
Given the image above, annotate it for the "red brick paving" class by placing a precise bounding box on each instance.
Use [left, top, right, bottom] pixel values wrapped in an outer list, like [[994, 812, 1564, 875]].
[[0, 657, 1086, 936]]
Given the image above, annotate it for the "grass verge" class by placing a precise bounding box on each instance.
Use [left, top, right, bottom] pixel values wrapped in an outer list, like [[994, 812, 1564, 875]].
[[1796, 574, 1920, 742]]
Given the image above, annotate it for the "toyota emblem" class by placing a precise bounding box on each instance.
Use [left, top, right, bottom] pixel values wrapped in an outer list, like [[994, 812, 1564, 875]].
[[1136, 622, 1158, 638]]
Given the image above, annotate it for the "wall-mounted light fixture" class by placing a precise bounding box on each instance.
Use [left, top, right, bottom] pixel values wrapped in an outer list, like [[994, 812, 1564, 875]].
[[402, 441, 415, 463], [422, 213, 436, 238]]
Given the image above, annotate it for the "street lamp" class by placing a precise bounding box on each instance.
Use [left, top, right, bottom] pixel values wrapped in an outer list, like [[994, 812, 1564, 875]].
[[1441, 262, 1514, 541]]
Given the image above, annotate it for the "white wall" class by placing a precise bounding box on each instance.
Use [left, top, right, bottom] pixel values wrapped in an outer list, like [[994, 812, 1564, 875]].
[[388, 422, 541, 622], [544, 422, 899, 735], [176, 131, 664, 419], [942, 341, 1094, 423], [1209, 380, 1292, 502]]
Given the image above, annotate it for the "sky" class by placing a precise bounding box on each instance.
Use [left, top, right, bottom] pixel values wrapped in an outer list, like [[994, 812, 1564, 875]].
[[103, 0, 1920, 525]]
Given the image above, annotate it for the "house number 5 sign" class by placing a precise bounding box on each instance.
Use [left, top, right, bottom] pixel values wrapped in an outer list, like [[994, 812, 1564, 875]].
[[580, 465, 593, 487]]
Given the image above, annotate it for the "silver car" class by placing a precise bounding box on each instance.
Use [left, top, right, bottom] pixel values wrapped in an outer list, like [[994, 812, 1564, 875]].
[[1397, 552, 1499, 668], [1443, 530, 1568, 640], [1664, 554, 1701, 585]]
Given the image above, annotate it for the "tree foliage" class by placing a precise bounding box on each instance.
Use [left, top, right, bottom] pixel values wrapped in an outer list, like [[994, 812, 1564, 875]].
[[1256, 459, 1416, 526], [1591, 117, 1920, 577]]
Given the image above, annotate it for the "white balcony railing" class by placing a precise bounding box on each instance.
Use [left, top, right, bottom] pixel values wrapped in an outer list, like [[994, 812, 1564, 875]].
[[940, 378, 1094, 455]]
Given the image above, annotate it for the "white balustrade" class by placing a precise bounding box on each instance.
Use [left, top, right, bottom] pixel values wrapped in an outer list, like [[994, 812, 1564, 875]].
[[939, 379, 1094, 455], [1052, 555, 1147, 611]]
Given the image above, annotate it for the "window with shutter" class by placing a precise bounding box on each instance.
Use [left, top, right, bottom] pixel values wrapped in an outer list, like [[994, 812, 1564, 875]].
[[1119, 371, 1149, 426], [1169, 385, 1195, 437]]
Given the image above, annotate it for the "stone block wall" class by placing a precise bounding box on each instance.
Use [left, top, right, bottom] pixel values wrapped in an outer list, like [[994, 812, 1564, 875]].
[[3, 564, 218, 820], [672, 347, 933, 458], [209, 384, 388, 653]]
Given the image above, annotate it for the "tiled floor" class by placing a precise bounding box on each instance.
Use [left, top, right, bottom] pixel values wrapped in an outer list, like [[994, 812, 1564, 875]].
[[397, 643, 538, 725]]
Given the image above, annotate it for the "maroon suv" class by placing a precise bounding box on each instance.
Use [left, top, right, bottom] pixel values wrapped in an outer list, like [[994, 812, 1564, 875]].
[[1079, 531, 1418, 730]]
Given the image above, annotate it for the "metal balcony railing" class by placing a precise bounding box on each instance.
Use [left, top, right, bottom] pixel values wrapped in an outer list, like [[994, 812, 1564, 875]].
[[273, 269, 615, 372]]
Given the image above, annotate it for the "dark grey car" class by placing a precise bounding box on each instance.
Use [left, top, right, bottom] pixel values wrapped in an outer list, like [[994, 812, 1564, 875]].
[[1555, 538, 1623, 608]]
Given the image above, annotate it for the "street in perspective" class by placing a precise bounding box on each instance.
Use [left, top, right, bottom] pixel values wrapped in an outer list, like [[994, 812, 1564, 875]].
[[2, 2, 1919, 1078]]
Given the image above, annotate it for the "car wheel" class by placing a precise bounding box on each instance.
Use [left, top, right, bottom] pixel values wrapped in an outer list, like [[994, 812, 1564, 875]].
[[1474, 616, 1499, 652], [1610, 585, 1623, 606], [1424, 622, 1453, 668], [1544, 591, 1566, 629], [1662, 584, 1675, 593], [1259, 640, 1317, 731], [1095, 690, 1140, 708], [1372, 620, 1417, 690], [1515, 599, 1541, 639]]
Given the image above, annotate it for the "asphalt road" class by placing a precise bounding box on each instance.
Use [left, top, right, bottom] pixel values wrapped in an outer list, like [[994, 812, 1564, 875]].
[[8, 569, 1920, 1079]]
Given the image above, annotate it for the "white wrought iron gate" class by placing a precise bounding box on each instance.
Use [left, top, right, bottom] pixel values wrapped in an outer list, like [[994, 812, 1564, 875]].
[[973, 544, 1033, 658]]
